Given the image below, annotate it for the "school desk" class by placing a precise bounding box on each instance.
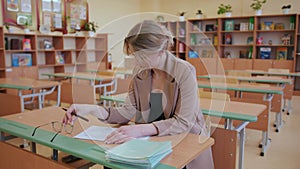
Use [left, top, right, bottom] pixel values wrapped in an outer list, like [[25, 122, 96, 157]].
[[100, 94, 266, 169], [198, 74, 294, 115], [42, 72, 117, 102], [226, 69, 300, 78], [88, 69, 133, 77], [197, 80, 285, 158], [0, 107, 213, 169], [0, 78, 61, 112]]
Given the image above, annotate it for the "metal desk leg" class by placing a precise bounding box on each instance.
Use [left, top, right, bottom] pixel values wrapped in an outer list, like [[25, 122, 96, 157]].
[[238, 127, 245, 169], [31, 142, 36, 153], [235, 121, 249, 169], [275, 111, 283, 132], [287, 99, 292, 115], [260, 131, 271, 156], [52, 149, 58, 161], [18, 90, 24, 112]]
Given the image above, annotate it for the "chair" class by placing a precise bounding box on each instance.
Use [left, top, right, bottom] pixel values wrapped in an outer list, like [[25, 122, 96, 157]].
[[227, 71, 251, 77], [268, 68, 290, 74], [210, 77, 238, 84], [198, 89, 231, 136], [198, 88, 231, 101]]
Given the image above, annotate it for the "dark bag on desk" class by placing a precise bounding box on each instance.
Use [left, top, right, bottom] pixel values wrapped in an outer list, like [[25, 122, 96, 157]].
[[10, 39, 21, 50]]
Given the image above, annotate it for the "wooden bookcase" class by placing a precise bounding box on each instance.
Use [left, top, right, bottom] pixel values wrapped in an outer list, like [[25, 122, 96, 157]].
[[159, 21, 187, 60], [0, 31, 108, 80], [294, 14, 300, 94], [184, 14, 300, 92], [0, 27, 4, 78]]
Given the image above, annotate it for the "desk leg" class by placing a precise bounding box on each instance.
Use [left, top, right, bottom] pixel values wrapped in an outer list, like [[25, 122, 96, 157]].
[[18, 90, 24, 112], [287, 99, 292, 115], [260, 131, 271, 156], [52, 149, 58, 161], [238, 127, 245, 169], [235, 121, 249, 169], [31, 142, 36, 153], [0, 132, 4, 141], [275, 111, 283, 132]]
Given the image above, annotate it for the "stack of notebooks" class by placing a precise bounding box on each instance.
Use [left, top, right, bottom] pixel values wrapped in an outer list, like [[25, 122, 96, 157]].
[[105, 139, 172, 169]]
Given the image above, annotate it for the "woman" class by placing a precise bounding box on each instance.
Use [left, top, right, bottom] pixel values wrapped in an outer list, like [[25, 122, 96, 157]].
[[63, 20, 214, 169]]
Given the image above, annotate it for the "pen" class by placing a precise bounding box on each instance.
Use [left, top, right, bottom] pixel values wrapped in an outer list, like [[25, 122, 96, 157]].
[[62, 108, 89, 122]]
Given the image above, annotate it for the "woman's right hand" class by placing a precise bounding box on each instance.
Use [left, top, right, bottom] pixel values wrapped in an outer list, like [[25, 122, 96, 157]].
[[62, 104, 109, 124]]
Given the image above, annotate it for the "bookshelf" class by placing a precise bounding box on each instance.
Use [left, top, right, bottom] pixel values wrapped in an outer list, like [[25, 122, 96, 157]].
[[0, 27, 4, 78], [0, 31, 108, 80], [184, 14, 300, 94], [294, 14, 300, 94], [159, 21, 187, 60]]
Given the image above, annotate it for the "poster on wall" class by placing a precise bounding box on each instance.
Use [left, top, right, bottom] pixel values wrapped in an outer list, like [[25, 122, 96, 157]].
[[42, 0, 52, 12], [7, 0, 19, 12], [21, 0, 31, 13]]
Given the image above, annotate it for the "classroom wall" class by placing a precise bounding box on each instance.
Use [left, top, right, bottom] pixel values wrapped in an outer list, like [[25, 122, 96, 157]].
[[89, 0, 300, 68], [1, 0, 300, 68], [140, 0, 300, 19]]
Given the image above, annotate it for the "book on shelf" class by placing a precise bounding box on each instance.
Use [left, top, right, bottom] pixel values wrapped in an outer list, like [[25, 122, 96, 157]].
[[276, 47, 287, 60], [205, 24, 214, 31], [201, 50, 213, 58], [43, 39, 53, 49], [225, 20, 234, 31], [12, 53, 32, 67], [224, 34, 232, 44], [240, 22, 249, 31], [260, 47, 271, 59], [22, 39, 31, 50], [188, 50, 199, 58], [247, 36, 253, 45], [105, 139, 172, 169], [55, 52, 65, 64], [10, 39, 21, 50], [261, 21, 274, 30]]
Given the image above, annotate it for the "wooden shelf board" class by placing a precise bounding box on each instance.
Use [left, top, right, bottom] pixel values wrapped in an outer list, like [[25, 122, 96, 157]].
[[221, 30, 254, 33], [256, 29, 295, 32], [5, 50, 36, 53], [256, 44, 294, 47]]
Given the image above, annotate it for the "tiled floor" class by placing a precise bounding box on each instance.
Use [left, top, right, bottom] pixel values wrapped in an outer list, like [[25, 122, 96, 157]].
[[5, 96, 300, 169]]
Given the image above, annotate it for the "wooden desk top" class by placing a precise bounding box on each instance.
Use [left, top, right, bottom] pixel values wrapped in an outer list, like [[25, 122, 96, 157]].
[[198, 74, 293, 84], [0, 78, 60, 90], [198, 80, 283, 94], [100, 94, 265, 122], [200, 98, 265, 121], [42, 72, 115, 81], [226, 70, 300, 77], [1, 107, 213, 169], [88, 69, 133, 75]]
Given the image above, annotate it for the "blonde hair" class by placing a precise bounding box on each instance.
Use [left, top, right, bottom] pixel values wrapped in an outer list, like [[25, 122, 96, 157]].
[[123, 20, 174, 55]]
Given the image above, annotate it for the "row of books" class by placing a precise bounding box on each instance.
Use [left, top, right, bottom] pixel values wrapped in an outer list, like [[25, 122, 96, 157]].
[[260, 47, 289, 60]]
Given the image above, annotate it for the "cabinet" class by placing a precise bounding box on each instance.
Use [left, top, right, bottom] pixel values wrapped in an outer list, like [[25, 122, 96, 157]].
[[159, 21, 187, 60], [295, 14, 300, 93], [185, 14, 299, 92], [254, 14, 296, 69], [0, 27, 4, 78], [0, 32, 108, 79]]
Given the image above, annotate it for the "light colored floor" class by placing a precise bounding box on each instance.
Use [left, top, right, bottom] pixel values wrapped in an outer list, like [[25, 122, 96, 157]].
[[244, 96, 300, 169], [6, 96, 300, 169]]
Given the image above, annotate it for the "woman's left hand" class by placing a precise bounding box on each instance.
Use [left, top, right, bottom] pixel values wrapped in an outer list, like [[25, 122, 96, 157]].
[[104, 123, 158, 144]]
